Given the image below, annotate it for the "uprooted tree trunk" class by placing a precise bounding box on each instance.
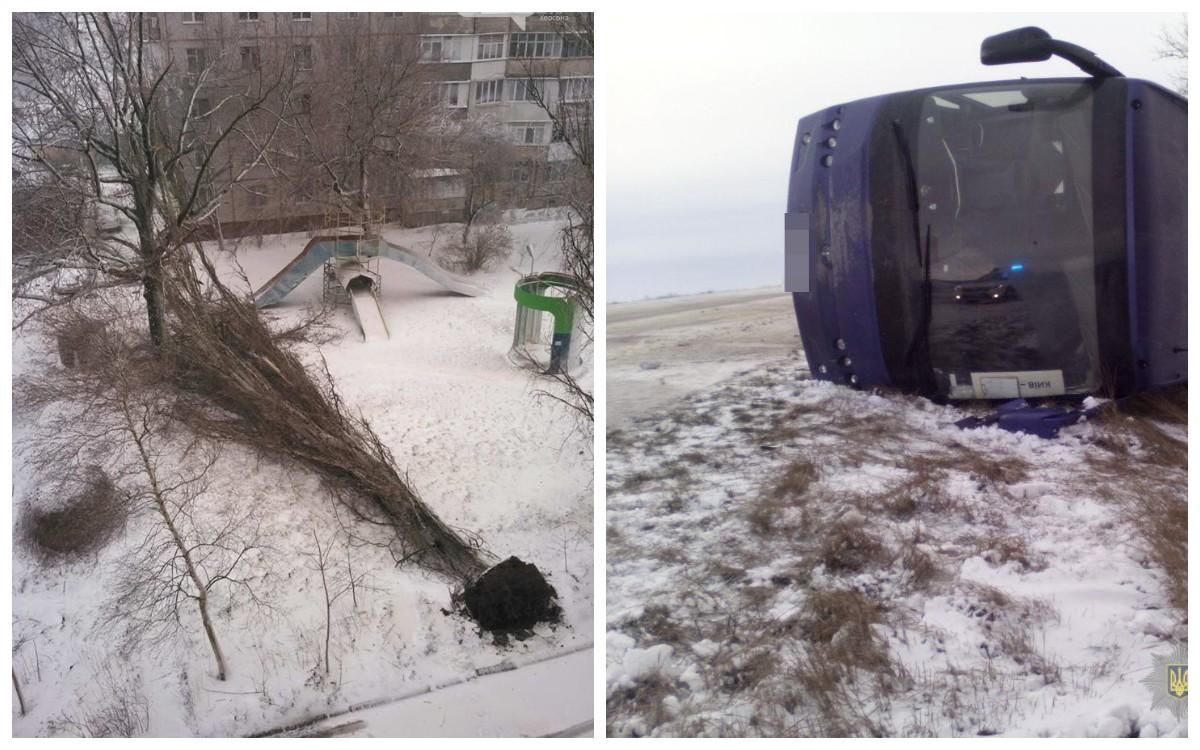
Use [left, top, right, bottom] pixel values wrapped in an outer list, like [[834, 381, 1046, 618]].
[[163, 251, 488, 582]]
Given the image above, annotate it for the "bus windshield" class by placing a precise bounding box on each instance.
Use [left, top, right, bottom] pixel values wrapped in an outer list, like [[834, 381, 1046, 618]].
[[889, 82, 1103, 398]]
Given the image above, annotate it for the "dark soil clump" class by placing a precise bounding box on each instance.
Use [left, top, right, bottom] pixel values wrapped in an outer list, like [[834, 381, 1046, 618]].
[[463, 557, 561, 635]]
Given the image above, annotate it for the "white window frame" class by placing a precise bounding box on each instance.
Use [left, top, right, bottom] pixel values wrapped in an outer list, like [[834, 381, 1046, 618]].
[[143, 14, 161, 41], [560, 76, 592, 103], [507, 77, 550, 103], [562, 32, 591, 58], [507, 120, 548, 145], [291, 12, 312, 21], [474, 79, 503, 105], [442, 81, 468, 109], [182, 12, 206, 25], [237, 12, 260, 22], [185, 47, 207, 75], [509, 32, 561, 59], [476, 33, 505, 61], [420, 35, 469, 63]]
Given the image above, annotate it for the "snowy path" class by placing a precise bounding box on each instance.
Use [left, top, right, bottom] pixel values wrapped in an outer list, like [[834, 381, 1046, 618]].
[[265, 646, 594, 737]]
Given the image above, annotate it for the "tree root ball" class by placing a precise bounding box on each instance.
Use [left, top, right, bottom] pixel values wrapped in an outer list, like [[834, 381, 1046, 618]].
[[463, 557, 561, 634]]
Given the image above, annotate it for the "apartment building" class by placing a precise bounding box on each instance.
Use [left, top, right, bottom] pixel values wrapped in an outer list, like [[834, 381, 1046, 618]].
[[148, 11, 593, 233]]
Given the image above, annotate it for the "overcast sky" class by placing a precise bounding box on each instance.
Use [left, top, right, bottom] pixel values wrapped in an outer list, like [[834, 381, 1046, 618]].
[[606, 12, 1185, 301]]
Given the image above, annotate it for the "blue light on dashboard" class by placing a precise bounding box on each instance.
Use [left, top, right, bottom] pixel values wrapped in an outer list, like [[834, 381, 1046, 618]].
[[1009, 263, 1025, 272]]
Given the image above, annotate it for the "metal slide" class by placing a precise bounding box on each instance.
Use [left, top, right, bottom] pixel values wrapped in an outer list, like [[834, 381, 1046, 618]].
[[339, 267, 390, 342], [253, 235, 485, 309]]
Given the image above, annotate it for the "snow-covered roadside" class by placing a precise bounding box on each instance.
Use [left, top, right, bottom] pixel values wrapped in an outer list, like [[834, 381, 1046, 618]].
[[606, 347, 1185, 737], [11, 209, 593, 737]]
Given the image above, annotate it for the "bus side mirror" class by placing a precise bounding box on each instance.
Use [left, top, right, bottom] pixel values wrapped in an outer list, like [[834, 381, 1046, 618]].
[[981, 27, 1052, 66], [981, 26, 1124, 78]]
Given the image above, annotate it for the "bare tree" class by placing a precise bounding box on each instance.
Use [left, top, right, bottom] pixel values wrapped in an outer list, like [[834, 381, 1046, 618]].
[[12, 12, 294, 345], [16, 307, 269, 682], [273, 20, 443, 232], [514, 14, 595, 423], [451, 119, 519, 248], [1158, 16, 1188, 96], [304, 529, 367, 676]]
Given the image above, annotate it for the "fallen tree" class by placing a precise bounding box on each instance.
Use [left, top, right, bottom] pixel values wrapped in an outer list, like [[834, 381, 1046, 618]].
[[164, 252, 489, 581], [163, 259, 564, 633]]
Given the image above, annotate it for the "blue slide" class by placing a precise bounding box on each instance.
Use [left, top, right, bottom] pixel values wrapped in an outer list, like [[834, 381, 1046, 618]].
[[254, 235, 485, 308]]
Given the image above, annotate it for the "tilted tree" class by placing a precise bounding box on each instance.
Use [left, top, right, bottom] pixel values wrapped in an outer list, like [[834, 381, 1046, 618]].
[[12, 12, 295, 346]]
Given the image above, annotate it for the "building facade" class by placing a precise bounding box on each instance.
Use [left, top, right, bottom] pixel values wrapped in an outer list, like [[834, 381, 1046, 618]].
[[148, 11, 592, 233]]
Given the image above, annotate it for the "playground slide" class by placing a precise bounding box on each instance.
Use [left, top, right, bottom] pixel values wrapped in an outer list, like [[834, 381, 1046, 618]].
[[348, 285, 390, 342], [254, 236, 485, 308], [373, 239, 486, 298]]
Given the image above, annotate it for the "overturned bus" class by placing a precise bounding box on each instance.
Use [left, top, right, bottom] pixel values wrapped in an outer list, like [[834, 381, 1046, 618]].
[[785, 27, 1186, 404]]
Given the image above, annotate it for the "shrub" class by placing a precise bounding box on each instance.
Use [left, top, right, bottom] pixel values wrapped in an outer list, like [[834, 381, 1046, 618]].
[[25, 467, 127, 560], [446, 223, 513, 273]]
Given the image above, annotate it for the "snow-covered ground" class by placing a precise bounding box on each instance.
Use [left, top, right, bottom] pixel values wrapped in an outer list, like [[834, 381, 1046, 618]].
[[11, 209, 593, 737], [606, 290, 1187, 737], [607, 288, 797, 427]]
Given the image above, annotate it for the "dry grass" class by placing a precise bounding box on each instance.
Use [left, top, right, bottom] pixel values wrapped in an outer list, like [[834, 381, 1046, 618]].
[[747, 458, 818, 537], [901, 539, 941, 590], [22, 467, 127, 561], [606, 672, 677, 737], [1124, 491, 1187, 611], [975, 534, 1045, 573], [820, 519, 888, 573], [1092, 415, 1186, 470]]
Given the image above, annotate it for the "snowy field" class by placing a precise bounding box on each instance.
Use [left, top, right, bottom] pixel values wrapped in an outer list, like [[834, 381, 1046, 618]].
[[606, 291, 1187, 737], [12, 209, 593, 737]]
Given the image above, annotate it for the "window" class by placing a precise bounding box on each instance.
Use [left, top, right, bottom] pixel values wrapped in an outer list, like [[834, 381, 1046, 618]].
[[477, 33, 504, 60], [383, 12, 403, 18], [436, 82, 468, 108], [250, 189, 269, 210], [562, 33, 591, 58], [240, 46, 261, 71], [475, 79, 503, 105], [509, 32, 561, 58], [561, 77, 592, 102], [237, 12, 259, 22], [293, 45, 313, 70], [291, 12, 311, 21], [294, 92, 312, 114], [182, 12, 206, 24], [507, 78, 545, 102], [185, 48, 207, 75], [194, 97, 211, 117], [508, 121, 548, 145], [143, 15, 161, 41], [420, 35, 468, 63]]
